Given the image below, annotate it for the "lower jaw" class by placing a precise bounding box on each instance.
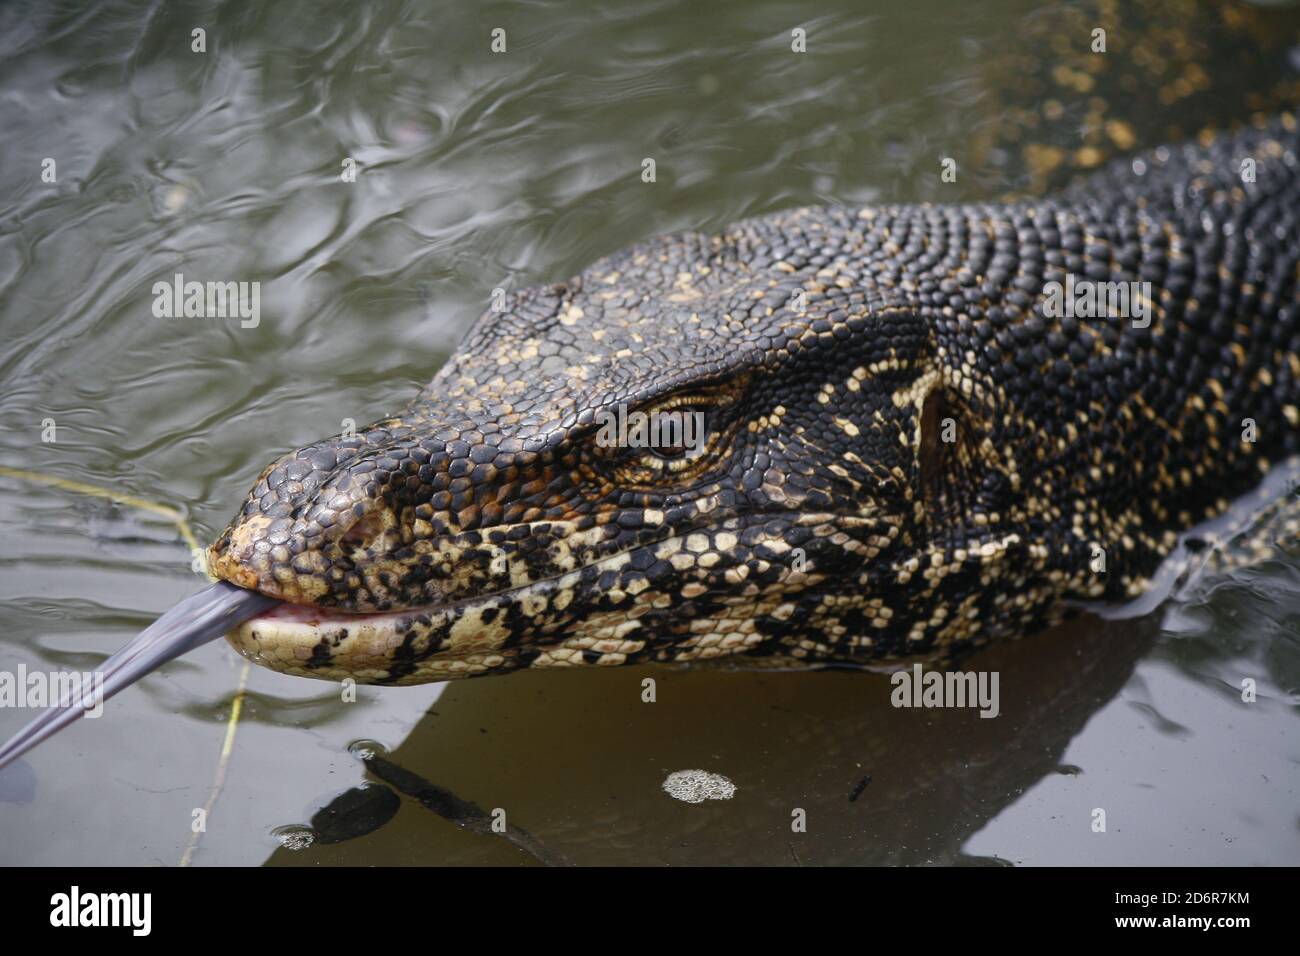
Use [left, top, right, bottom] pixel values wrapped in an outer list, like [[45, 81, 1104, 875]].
[[227, 598, 511, 684]]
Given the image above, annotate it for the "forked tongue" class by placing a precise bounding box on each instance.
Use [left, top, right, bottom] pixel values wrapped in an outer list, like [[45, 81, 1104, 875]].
[[0, 581, 278, 771]]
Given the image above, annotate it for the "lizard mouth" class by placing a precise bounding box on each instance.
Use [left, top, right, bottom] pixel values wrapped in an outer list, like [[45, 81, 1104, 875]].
[[228, 574, 572, 684], [226, 508, 887, 684]]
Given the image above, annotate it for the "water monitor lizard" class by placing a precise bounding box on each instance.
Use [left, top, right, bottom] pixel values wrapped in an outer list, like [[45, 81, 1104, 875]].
[[199, 115, 1300, 685]]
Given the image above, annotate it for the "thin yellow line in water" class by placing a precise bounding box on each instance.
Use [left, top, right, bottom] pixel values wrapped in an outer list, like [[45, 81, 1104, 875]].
[[0, 465, 203, 553], [180, 659, 251, 868]]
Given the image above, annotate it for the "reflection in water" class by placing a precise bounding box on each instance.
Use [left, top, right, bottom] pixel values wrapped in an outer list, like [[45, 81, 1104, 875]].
[[265, 614, 1156, 866], [306, 782, 401, 845]]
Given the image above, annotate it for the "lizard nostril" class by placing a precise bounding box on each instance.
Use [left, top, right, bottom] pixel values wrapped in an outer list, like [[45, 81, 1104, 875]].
[[339, 511, 387, 554]]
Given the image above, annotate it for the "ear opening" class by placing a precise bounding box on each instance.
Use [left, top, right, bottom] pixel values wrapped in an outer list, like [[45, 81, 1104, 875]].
[[916, 382, 997, 528]]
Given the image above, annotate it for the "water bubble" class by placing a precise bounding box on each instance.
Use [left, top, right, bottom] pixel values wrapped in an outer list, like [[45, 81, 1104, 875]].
[[662, 769, 736, 803], [271, 824, 315, 851], [348, 739, 387, 761]]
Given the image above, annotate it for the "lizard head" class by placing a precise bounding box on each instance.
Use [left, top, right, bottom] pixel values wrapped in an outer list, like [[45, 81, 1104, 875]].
[[209, 207, 1018, 683]]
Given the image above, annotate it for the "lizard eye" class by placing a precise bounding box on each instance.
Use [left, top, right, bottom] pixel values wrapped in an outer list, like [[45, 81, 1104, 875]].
[[649, 442, 690, 460], [590, 379, 749, 488], [594, 400, 723, 486], [643, 405, 711, 461]]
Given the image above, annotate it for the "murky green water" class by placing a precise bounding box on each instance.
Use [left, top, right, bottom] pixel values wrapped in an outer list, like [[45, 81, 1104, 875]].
[[1, 0, 1298, 865]]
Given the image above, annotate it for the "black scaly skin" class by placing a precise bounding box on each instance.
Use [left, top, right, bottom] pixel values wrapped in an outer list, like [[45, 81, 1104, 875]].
[[208, 115, 1300, 684]]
